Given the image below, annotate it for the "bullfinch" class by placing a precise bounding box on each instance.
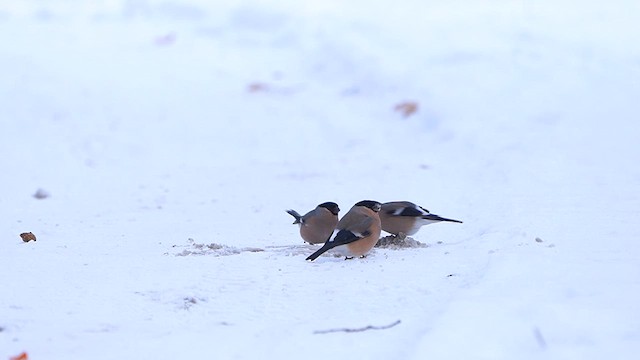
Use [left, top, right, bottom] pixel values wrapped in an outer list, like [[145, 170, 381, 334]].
[[287, 202, 340, 244], [379, 201, 462, 238], [306, 200, 382, 261]]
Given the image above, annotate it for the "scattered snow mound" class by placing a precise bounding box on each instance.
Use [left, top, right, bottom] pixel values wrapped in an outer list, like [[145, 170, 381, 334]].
[[174, 237, 428, 257], [375, 235, 428, 249], [174, 238, 264, 256], [264, 244, 321, 257]]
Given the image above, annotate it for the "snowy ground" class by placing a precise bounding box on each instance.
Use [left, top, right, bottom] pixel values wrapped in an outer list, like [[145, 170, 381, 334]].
[[2, 0, 640, 359]]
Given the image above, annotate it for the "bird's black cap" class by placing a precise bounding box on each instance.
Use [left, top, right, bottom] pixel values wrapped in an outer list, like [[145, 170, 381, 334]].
[[354, 200, 382, 212], [318, 202, 340, 215]]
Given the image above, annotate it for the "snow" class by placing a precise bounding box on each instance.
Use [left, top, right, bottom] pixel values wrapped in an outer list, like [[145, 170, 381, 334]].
[[2, 0, 639, 359]]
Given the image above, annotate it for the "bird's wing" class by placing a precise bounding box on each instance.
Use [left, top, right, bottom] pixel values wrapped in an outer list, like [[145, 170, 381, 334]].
[[332, 216, 373, 245], [396, 206, 426, 217]]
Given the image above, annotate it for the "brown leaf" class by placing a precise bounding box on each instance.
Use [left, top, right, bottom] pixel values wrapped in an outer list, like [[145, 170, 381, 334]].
[[247, 82, 270, 93], [10, 352, 29, 360], [394, 101, 418, 118], [20, 232, 37, 242]]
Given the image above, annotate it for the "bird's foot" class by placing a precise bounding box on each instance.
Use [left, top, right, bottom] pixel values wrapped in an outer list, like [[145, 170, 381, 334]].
[[345, 256, 354, 260], [396, 232, 407, 240]]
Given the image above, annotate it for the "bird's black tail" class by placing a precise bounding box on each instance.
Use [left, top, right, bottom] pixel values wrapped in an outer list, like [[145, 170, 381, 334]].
[[286, 209, 303, 224], [306, 244, 331, 261], [422, 214, 463, 223]]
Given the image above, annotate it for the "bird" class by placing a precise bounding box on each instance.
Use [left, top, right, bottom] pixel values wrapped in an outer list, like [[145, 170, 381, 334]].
[[306, 200, 382, 261], [286, 202, 340, 245], [379, 201, 462, 238]]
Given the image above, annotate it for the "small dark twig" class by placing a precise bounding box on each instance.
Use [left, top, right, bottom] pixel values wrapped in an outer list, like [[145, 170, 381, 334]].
[[313, 320, 401, 334], [533, 327, 547, 349]]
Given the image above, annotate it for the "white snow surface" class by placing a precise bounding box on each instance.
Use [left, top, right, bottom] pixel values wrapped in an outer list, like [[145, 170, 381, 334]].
[[2, 0, 640, 359]]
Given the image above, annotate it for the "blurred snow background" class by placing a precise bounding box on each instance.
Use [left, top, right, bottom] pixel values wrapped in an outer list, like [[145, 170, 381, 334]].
[[1, 0, 639, 359]]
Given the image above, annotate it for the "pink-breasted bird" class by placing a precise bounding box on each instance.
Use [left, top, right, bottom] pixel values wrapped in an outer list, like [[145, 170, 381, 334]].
[[287, 202, 340, 245], [379, 201, 462, 238], [306, 200, 381, 261]]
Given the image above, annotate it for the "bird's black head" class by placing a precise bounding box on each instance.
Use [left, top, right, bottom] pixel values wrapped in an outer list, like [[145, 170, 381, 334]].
[[318, 202, 340, 215], [354, 200, 382, 212]]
